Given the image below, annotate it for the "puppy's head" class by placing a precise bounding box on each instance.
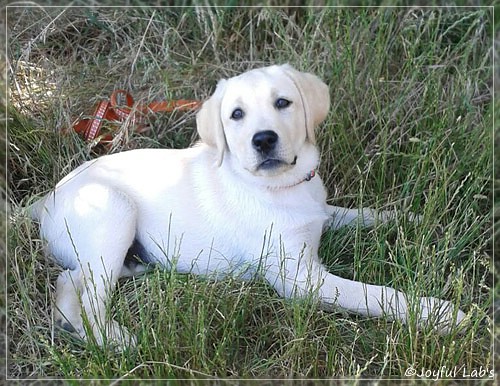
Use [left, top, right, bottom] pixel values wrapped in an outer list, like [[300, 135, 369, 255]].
[[197, 64, 330, 182]]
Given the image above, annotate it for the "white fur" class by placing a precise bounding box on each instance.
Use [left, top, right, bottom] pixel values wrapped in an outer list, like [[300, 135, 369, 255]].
[[31, 64, 465, 347]]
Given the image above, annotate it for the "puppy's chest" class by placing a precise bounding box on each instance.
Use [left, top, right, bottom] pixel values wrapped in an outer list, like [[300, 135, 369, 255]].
[[212, 191, 327, 240]]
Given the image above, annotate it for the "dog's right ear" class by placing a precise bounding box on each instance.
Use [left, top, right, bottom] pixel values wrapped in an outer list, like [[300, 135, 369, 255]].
[[196, 79, 228, 166]]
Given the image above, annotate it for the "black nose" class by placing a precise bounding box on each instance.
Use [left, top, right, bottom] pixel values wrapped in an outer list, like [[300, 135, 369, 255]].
[[252, 131, 278, 154]]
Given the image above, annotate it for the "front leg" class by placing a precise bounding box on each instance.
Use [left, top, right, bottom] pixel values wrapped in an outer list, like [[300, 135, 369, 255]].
[[317, 269, 466, 334], [325, 205, 420, 230], [271, 261, 465, 335]]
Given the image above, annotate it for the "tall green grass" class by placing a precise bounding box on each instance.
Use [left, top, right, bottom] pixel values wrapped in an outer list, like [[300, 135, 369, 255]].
[[7, 5, 493, 380]]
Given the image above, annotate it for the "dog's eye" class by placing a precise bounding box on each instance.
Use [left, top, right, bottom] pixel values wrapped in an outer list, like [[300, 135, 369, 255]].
[[275, 98, 291, 109], [231, 108, 244, 120]]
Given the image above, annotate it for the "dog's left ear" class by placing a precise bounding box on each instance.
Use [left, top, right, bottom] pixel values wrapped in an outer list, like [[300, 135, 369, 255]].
[[196, 79, 228, 166], [281, 64, 330, 144]]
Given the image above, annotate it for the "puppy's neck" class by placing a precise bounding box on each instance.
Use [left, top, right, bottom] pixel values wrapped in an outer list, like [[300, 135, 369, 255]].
[[266, 169, 316, 191]]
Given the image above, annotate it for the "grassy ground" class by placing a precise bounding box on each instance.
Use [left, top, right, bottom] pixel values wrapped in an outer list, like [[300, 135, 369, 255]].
[[7, 5, 494, 381]]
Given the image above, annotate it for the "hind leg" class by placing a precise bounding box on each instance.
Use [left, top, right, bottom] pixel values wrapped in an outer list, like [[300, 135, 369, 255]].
[[54, 269, 84, 334], [55, 267, 133, 345], [44, 183, 137, 347], [78, 246, 136, 347]]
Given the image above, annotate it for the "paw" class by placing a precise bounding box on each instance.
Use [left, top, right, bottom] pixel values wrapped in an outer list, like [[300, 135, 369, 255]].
[[56, 315, 136, 349], [55, 312, 86, 339], [406, 211, 422, 224], [56, 319, 78, 334], [92, 321, 137, 349], [417, 296, 466, 335], [375, 209, 422, 226]]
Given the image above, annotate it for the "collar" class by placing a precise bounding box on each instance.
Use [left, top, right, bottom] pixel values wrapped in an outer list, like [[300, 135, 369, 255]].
[[268, 169, 316, 191], [303, 169, 316, 182]]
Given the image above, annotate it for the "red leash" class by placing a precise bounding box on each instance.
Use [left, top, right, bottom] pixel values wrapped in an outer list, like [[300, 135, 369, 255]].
[[71, 89, 201, 145]]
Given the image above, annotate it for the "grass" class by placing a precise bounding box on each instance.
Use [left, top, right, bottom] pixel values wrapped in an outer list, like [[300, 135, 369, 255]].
[[7, 4, 494, 381]]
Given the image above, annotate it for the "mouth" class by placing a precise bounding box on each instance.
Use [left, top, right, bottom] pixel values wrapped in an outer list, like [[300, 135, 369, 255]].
[[258, 159, 284, 170], [257, 156, 297, 171]]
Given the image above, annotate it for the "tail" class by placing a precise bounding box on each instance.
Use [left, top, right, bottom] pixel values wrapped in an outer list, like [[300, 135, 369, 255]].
[[28, 195, 47, 221]]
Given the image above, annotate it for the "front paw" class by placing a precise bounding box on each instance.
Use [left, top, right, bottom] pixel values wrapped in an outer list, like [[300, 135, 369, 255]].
[[417, 296, 466, 335], [406, 211, 422, 225], [376, 209, 422, 226]]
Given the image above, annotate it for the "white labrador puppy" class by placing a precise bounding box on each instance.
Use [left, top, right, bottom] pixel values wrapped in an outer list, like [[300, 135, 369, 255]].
[[31, 64, 465, 347]]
